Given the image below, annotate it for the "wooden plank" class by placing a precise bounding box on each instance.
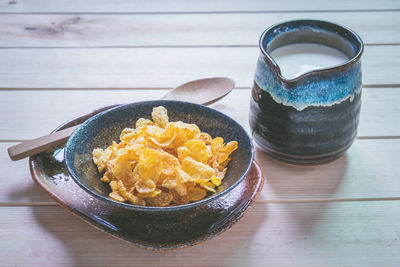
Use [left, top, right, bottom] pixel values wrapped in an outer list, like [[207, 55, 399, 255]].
[[257, 139, 400, 200], [2, 139, 400, 203], [0, 12, 399, 47], [0, 0, 399, 13], [0, 88, 399, 141], [0, 203, 399, 266], [0, 46, 399, 89], [0, 142, 52, 203]]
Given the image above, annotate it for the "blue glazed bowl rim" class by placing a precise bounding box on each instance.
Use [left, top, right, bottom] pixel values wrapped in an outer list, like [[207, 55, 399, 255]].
[[64, 100, 254, 212], [259, 19, 364, 84]]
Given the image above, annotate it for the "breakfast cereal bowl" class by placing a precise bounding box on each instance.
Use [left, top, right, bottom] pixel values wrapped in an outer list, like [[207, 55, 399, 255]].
[[64, 100, 254, 213]]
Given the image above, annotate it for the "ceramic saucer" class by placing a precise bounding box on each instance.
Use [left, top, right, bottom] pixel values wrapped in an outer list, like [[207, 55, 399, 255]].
[[30, 108, 264, 250]]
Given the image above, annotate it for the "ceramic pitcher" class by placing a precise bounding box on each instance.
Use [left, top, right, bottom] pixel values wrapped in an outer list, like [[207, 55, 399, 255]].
[[249, 20, 364, 165]]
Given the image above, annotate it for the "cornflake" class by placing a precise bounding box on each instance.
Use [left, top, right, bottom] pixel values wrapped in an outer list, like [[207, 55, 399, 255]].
[[92, 106, 238, 207]]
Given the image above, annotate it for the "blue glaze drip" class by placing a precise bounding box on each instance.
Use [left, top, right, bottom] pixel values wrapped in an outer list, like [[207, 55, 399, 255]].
[[254, 56, 362, 111]]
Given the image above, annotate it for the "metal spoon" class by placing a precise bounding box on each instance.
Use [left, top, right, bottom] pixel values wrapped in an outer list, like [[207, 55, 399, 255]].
[[8, 77, 235, 161]]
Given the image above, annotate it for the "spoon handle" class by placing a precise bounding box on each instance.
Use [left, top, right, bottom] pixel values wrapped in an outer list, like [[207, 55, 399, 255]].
[[8, 104, 122, 161], [8, 125, 80, 161], [8, 97, 169, 160]]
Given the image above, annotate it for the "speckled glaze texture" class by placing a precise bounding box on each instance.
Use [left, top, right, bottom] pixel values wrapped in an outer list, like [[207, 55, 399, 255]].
[[250, 20, 364, 165], [65, 100, 254, 213], [30, 106, 263, 250]]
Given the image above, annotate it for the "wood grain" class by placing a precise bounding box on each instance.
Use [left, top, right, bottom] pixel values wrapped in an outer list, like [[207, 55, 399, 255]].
[[0, 46, 399, 89], [0, 12, 399, 47], [0, 0, 399, 13], [0, 88, 399, 141], [2, 139, 400, 204], [1, 203, 399, 266]]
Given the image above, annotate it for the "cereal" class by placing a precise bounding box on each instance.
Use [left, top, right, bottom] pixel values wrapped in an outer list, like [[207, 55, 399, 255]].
[[92, 106, 238, 207]]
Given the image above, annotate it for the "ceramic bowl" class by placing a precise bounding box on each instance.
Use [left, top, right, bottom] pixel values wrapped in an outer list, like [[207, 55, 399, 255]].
[[65, 100, 254, 213]]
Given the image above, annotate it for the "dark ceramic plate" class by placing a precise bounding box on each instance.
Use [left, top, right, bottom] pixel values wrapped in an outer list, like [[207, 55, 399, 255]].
[[64, 100, 254, 212], [30, 107, 264, 250]]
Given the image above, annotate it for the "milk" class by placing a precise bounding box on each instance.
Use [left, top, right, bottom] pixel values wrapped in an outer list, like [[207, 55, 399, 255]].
[[270, 43, 349, 79]]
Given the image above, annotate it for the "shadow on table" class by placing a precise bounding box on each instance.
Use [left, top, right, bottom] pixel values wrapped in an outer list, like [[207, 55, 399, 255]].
[[257, 147, 348, 232], [13, 183, 267, 267]]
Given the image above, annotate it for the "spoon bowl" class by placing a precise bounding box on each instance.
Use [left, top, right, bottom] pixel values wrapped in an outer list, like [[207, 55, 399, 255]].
[[162, 77, 234, 105]]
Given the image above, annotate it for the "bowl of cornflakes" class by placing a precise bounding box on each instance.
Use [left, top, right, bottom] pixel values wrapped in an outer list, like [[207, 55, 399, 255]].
[[64, 100, 254, 212]]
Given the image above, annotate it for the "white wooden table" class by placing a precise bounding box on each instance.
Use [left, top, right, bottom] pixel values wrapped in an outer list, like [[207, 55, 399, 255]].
[[1, 1, 400, 266]]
